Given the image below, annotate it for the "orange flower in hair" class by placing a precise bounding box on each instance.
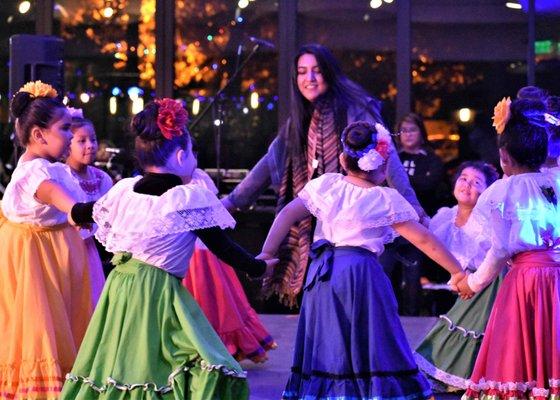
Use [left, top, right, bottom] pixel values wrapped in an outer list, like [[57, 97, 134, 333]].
[[18, 80, 58, 99], [492, 97, 511, 134], [154, 98, 188, 140]]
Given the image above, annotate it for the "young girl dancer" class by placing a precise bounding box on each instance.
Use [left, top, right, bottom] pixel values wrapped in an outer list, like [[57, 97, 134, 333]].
[[0, 81, 93, 399], [183, 168, 277, 363], [60, 99, 276, 399], [457, 98, 560, 400], [414, 161, 503, 391], [65, 108, 113, 305], [260, 120, 464, 400]]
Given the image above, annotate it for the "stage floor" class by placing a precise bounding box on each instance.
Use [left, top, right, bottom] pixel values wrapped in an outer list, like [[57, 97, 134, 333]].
[[242, 314, 460, 400]]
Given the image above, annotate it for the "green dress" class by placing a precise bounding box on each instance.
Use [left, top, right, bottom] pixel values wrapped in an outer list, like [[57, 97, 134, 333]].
[[61, 176, 250, 399], [413, 206, 505, 390], [61, 255, 249, 399]]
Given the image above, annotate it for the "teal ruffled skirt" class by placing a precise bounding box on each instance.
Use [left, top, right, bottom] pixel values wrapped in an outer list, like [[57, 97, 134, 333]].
[[414, 274, 503, 390], [61, 253, 249, 400]]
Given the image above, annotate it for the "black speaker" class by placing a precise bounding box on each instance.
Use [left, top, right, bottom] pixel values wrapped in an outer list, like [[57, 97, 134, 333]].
[[9, 34, 64, 101]]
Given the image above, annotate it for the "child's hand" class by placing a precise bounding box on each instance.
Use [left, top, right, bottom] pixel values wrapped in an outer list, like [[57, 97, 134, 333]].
[[67, 212, 78, 227], [456, 276, 475, 300], [448, 271, 465, 291], [256, 253, 278, 281]]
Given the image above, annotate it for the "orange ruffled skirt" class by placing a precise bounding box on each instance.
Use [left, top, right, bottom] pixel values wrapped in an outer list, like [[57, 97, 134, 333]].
[[0, 212, 92, 400]]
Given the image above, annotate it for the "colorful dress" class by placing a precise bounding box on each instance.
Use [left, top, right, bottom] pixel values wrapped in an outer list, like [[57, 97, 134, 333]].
[[182, 169, 276, 362], [0, 158, 93, 399], [60, 175, 250, 399], [66, 165, 113, 305], [282, 173, 432, 400], [414, 205, 504, 390], [461, 171, 560, 400]]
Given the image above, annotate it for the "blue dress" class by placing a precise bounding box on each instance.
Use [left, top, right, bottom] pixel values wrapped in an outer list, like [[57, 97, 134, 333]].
[[283, 173, 432, 400]]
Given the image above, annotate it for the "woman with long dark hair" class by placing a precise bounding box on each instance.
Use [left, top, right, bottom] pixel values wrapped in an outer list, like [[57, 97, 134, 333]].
[[223, 44, 425, 306]]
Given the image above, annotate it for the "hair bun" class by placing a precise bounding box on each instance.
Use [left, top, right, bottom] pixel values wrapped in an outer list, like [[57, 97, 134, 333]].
[[10, 91, 34, 119], [130, 102, 162, 141]]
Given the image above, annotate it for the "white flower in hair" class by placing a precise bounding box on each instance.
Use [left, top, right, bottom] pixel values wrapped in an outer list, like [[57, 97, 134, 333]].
[[67, 107, 84, 119], [356, 123, 392, 172], [358, 148, 384, 171]]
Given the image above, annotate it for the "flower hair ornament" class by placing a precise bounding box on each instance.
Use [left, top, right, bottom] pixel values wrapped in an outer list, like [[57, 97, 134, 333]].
[[492, 96, 511, 134], [154, 98, 188, 140], [67, 107, 84, 119], [341, 122, 392, 172], [18, 80, 58, 99]]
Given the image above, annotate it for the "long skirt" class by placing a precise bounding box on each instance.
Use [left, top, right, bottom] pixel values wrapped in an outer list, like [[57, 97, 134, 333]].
[[414, 273, 503, 390], [282, 241, 432, 400], [183, 244, 276, 362], [462, 250, 560, 400], [0, 213, 92, 399], [60, 253, 249, 400]]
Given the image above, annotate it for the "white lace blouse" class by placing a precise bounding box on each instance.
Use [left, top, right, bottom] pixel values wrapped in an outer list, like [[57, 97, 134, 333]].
[[468, 170, 560, 292], [93, 175, 235, 277], [2, 158, 84, 226], [429, 205, 491, 273], [298, 173, 419, 254]]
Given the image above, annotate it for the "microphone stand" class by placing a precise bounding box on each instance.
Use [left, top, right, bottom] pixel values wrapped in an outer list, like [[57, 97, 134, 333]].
[[189, 43, 262, 192]]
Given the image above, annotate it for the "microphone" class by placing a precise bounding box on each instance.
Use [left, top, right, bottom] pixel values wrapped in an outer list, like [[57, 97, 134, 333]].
[[248, 36, 275, 49]]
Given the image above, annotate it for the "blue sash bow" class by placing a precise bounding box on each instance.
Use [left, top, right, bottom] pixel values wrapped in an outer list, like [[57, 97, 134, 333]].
[[304, 239, 336, 290]]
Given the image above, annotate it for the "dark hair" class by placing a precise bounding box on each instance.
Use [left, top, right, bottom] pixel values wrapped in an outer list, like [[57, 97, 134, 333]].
[[70, 116, 95, 133], [10, 91, 66, 146], [498, 98, 548, 170], [395, 112, 430, 150], [131, 101, 191, 168], [516, 85, 548, 101], [287, 44, 382, 157], [546, 95, 560, 160], [341, 121, 379, 172], [453, 160, 499, 188]]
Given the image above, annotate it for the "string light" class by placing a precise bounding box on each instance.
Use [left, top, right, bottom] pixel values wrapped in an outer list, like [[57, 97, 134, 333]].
[[18, 1, 31, 14], [131, 97, 144, 114], [370, 0, 382, 9], [250, 91, 259, 109], [109, 96, 118, 114], [80, 93, 91, 103], [102, 6, 115, 18], [192, 98, 200, 115]]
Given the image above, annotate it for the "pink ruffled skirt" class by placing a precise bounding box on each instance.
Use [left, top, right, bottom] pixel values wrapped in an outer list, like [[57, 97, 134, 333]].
[[182, 246, 276, 362], [464, 250, 560, 400]]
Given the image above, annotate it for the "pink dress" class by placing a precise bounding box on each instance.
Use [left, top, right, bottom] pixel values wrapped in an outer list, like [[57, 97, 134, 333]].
[[67, 165, 113, 306], [463, 171, 560, 400], [182, 169, 276, 362]]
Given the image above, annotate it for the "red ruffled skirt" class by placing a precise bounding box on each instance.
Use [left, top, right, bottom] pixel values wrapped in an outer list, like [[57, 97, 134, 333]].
[[463, 250, 560, 400], [182, 244, 276, 363]]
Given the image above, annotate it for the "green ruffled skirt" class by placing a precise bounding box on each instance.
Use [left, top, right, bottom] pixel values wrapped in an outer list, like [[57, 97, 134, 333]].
[[414, 274, 504, 390], [60, 253, 249, 400]]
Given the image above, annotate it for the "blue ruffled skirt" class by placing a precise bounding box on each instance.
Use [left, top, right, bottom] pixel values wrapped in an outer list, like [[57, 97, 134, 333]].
[[282, 241, 432, 400]]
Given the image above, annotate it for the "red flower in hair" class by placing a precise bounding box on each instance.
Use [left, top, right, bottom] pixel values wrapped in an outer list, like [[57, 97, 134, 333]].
[[155, 98, 188, 140]]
